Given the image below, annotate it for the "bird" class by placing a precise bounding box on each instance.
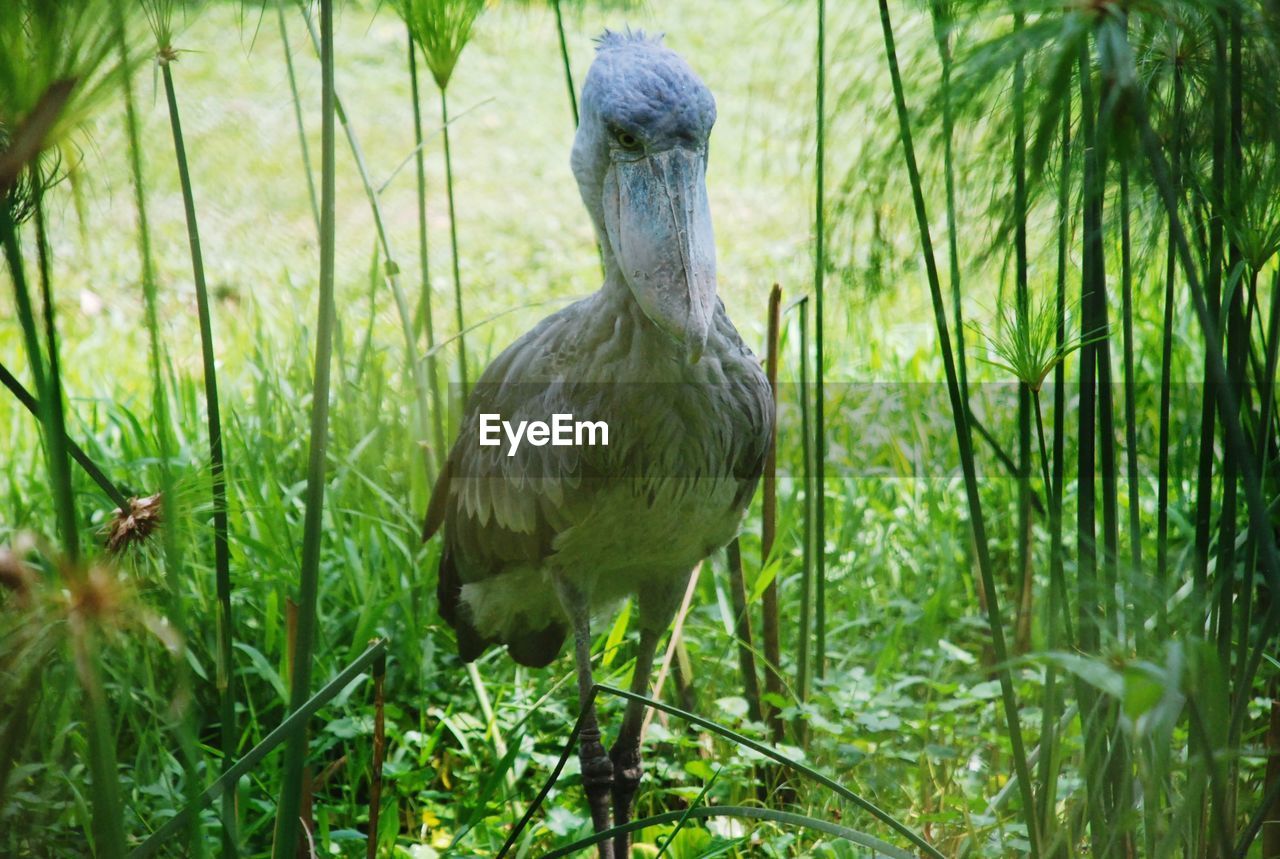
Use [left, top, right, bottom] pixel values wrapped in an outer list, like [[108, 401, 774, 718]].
[[423, 29, 772, 859]]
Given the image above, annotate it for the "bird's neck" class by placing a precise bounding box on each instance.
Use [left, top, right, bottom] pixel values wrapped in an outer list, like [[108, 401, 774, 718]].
[[593, 270, 701, 381]]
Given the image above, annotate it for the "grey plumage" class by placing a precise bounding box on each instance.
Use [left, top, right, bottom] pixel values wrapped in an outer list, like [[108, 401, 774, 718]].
[[423, 28, 771, 857]]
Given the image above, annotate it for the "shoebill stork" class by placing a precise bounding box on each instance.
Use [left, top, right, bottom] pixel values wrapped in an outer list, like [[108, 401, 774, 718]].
[[423, 29, 771, 858]]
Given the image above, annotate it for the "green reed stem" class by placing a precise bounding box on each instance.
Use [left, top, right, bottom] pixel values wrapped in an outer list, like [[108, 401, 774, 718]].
[[1218, 14, 1247, 810], [726, 538, 763, 724], [121, 15, 181, 618], [0, 210, 47, 411], [278, 0, 320, 233], [1051, 82, 1071, 652], [1119, 161, 1142, 646], [1012, 11, 1034, 657], [813, 0, 827, 684], [440, 89, 469, 391], [2, 200, 80, 560], [1037, 82, 1075, 836], [72, 624, 127, 859], [1156, 45, 1183, 638], [119, 11, 204, 853], [794, 294, 813, 713], [877, 4, 1039, 853], [1235, 757, 1280, 858], [160, 57, 237, 855], [1075, 39, 1119, 856], [1192, 17, 1228, 609], [929, 0, 968, 409], [550, 0, 578, 126], [273, 0, 336, 853], [0, 360, 129, 508], [409, 34, 447, 462], [762, 284, 783, 742], [1105, 16, 1280, 745], [1239, 265, 1280, 694], [365, 648, 387, 859], [1039, 81, 1075, 837], [31, 194, 79, 563], [300, 10, 437, 477]]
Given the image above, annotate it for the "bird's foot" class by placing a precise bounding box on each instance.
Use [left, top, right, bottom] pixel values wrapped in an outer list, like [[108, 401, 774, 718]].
[[580, 728, 616, 859], [610, 744, 643, 858]]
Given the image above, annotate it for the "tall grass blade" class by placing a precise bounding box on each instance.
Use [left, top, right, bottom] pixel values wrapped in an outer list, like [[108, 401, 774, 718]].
[[276, 0, 320, 233], [31, 192, 79, 563], [1217, 21, 1248, 835], [1011, 11, 1035, 658], [408, 33, 447, 461], [1074, 39, 1117, 855], [1156, 41, 1183, 638], [158, 46, 237, 853], [1118, 161, 1141, 647], [71, 622, 127, 859], [366, 646, 387, 859], [725, 538, 763, 724], [928, 0, 968, 406], [792, 294, 813, 716], [118, 3, 205, 852], [1036, 83, 1072, 838], [812, 0, 827, 685], [440, 90, 468, 389], [761, 284, 783, 743], [551, 0, 578, 126], [1, 201, 79, 557], [273, 0, 337, 852], [1192, 16, 1228, 612]]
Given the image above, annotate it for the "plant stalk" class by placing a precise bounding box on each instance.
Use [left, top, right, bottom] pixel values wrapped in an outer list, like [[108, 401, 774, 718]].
[[273, 0, 337, 852], [877, 4, 1039, 852], [408, 34, 447, 463], [813, 0, 827, 685], [761, 284, 783, 743], [160, 56, 238, 854], [440, 89, 469, 391]]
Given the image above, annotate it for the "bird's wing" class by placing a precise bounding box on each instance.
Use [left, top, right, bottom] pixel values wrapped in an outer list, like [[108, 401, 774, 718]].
[[722, 309, 775, 512], [424, 302, 602, 587]]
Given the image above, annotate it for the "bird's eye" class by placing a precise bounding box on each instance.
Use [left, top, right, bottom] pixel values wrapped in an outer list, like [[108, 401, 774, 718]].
[[615, 130, 641, 150]]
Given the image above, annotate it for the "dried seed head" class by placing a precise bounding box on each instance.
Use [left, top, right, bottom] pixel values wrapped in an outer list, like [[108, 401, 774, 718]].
[[103, 492, 163, 554]]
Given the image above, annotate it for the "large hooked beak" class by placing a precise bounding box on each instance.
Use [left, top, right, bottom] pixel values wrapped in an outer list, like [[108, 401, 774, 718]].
[[603, 146, 717, 364]]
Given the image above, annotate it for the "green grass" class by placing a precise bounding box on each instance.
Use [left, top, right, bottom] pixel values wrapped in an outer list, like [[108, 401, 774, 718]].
[[2, 0, 1279, 857]]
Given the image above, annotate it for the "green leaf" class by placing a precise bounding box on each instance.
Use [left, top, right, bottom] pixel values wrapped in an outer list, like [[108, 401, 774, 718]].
[[1122, 665, 1165, 723]]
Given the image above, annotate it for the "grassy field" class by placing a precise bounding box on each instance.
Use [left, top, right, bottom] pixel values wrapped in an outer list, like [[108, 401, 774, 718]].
[[2, 0, 1279, 857]]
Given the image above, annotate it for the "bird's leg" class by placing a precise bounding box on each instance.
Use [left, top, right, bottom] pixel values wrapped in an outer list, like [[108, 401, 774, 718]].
[[610, 625, 662, 859], [554, 575, 615, 859]]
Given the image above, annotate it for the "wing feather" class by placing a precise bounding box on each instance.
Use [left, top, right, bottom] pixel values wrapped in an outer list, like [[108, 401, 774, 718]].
[[424, 302, 600, 593]]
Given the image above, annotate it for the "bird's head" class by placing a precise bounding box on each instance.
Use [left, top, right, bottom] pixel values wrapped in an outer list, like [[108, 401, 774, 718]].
[[572, 29, 718, 364]]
